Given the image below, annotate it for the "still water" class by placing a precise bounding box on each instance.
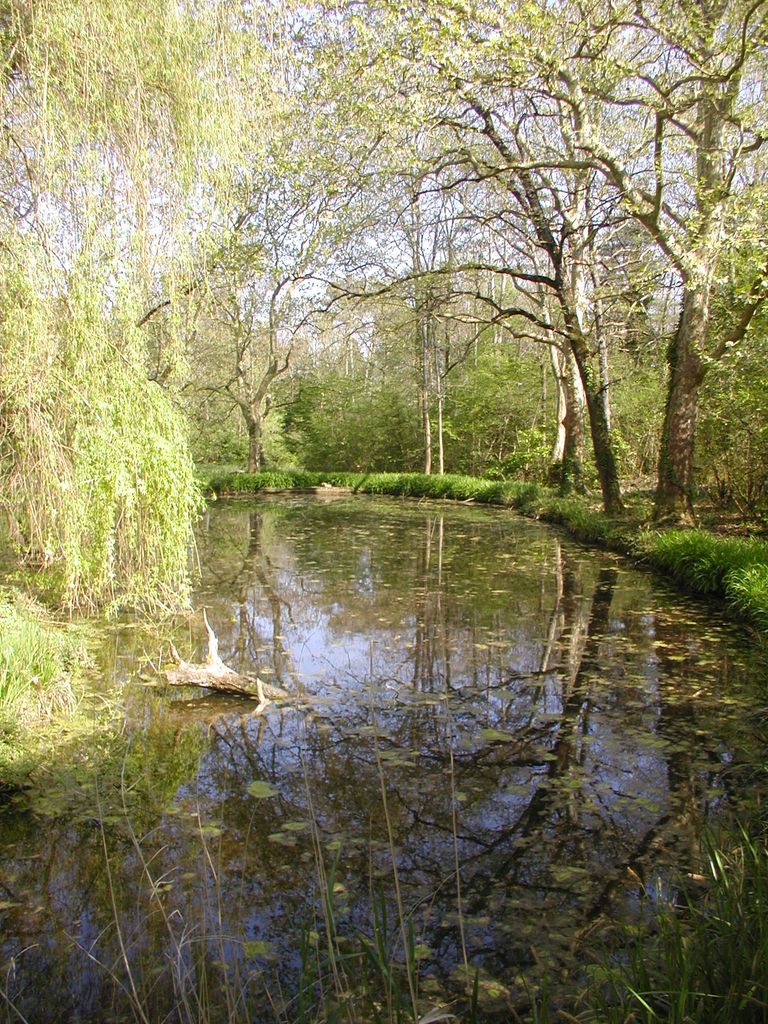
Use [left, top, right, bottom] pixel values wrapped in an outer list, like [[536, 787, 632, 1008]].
[[0, 495, 765, 1021]]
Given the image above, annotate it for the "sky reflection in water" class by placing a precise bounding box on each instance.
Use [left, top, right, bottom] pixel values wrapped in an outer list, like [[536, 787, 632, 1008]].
[[0, 494, 764, 1022]]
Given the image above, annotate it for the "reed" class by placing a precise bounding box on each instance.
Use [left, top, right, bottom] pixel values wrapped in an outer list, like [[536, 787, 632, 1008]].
[[583, 827, 768, 1023]]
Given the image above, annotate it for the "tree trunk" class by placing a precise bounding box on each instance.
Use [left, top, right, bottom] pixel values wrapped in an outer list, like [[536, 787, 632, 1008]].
[[653, 287, 708, 523], [548, 345, 567, 473], [597, 328, 611, 431], [247, 414, 264, 473], [435, 340, 445, 475], [568, 328, 624, 515], [560, 350, 586, 495], [420, 317, 432, 474]]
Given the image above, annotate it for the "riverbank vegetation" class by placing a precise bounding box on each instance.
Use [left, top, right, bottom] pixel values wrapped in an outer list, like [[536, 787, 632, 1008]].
[[0, 589, 84, 786], [0, 0, 767, 1020]]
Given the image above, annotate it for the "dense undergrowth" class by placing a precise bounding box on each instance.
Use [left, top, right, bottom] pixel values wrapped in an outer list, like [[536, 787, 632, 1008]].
[[203, 469, 768, 637]]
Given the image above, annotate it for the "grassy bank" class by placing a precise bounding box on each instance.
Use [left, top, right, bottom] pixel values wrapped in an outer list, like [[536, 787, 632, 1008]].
[[203, 469, 768, 638], [0, 588, 87, 788]]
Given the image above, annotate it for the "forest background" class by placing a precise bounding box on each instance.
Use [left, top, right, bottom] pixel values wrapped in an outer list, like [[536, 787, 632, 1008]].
[[0, 0, 767, 613]]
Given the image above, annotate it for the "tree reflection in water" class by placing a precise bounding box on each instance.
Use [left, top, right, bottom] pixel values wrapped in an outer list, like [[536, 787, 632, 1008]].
[[0, 495, 763, 1022]]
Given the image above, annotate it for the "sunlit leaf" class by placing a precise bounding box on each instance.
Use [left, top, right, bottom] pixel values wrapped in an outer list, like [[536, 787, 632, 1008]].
[[243, 940, 273, 957], [480, 727, 515, 743], [248, 780, 279, 799], [268, 832, 297, 846]]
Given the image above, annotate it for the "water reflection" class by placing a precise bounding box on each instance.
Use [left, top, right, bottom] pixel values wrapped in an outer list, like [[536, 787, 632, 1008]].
[[0, 495, 764, 1022]]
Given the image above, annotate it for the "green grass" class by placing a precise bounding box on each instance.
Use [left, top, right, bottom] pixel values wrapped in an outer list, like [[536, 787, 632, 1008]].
[[0, 588, 87, 786], [646, 531, 768, 594], [0, 589, 81, 721], [644, 531, 768, 632], [583, 828, 768, 1023]]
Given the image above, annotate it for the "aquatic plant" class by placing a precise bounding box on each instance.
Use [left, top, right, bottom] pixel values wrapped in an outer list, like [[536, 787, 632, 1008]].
[[583, 827, 768, 1023]]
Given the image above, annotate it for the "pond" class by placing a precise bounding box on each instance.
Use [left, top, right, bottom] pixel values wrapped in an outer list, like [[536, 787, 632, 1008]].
[[0, 494, 766, 1022]]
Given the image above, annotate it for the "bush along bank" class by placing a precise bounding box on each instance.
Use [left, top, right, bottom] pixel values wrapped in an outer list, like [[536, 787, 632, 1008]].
[[203, 470, 768, 638]]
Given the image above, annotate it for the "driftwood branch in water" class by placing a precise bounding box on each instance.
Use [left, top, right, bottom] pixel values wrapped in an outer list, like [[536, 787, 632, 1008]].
[[165, 610, 288, 714]]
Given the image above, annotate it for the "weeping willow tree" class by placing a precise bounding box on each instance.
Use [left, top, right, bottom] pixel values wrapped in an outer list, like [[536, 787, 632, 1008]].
[[0, 0, 271, 610]]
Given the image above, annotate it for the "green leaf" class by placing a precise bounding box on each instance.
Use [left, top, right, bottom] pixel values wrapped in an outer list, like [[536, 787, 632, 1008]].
[[247, 780, 279, 799], [479, 727, 515, 743]]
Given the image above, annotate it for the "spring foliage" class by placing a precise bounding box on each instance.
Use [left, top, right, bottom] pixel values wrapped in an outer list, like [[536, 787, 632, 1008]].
[[0, 0, 270, 609], [0, 256, 203, 609]]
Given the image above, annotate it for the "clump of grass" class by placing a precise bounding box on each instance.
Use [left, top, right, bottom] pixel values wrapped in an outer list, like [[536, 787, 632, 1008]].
[[584, 828, 768, 1023], [647, 531, 768, 595], [728, 565, 768, 632], [0, 588, 90, 789], [0, 589, 80, 725], [644, 531, 768, 630]]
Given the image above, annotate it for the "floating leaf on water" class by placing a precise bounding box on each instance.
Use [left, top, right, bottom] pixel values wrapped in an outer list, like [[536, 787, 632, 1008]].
[[267, 832, 297, 847], [243, 940, 273, 957], [505, 784, 530, 796], [551, 865, 590, 884], [247, 780, 279, 799], [479, 727, 515, 743]]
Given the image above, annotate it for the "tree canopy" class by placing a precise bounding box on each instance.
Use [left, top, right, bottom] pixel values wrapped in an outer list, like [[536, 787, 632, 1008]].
[[1, 0, 766, 607]]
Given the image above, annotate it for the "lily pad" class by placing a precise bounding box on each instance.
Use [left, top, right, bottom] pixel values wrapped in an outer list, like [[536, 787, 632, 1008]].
[[268, 832, 297, 847], [247, 780, 279, 799], [243, 940, 273, 957], [479, 727, 515, 743]]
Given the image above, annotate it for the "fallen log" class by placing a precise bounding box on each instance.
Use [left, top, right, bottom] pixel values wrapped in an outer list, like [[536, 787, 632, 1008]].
[[165, 610, 289, 714]]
